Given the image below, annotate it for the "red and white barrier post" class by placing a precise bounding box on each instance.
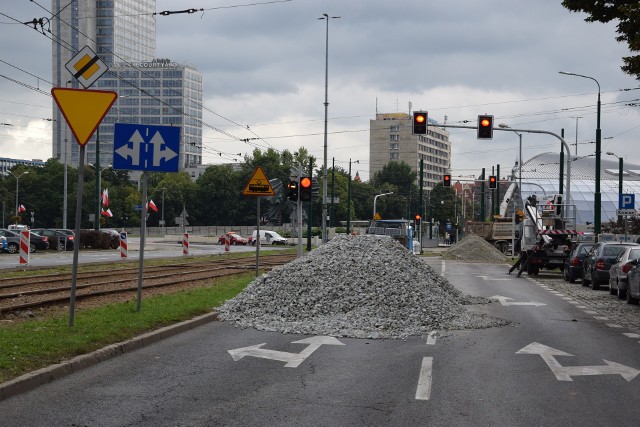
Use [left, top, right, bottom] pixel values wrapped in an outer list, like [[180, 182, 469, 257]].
[[182, 232, 189, 256], [19, 230, 30, 266], [119, 231, 128, 259], [225, 233, 230, 252]]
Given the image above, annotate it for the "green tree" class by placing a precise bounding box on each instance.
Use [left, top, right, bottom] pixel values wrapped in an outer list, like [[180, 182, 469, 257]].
[[562, 0, 640, 78]]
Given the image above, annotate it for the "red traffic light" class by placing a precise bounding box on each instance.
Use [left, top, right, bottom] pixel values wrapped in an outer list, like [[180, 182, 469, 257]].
[[489, 175, 497, 189], [477, 114, 494, 139], [443, 174, 451, 187], [300, 176, 312, 189], [413, 111, 428, 135]]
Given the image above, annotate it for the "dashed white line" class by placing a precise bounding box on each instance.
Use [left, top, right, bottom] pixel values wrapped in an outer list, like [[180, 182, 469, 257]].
[[426, 331, 438, 345], [623, 333, 640, 339], [594, 317, 609, 321], [415, 357, 433, 401], [606, 324, 624, 328]]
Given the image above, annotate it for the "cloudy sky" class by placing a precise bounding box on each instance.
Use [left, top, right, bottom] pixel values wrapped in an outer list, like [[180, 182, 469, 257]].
[[1, 0, 638, 182]]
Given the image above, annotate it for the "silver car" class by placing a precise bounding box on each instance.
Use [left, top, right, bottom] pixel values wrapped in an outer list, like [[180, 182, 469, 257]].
[[608, 246, 640, 299]]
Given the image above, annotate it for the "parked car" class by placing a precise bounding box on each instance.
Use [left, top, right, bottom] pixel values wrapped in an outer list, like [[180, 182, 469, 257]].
[[562, 243, 594, 283], [218, 232, 248, 246], [582, 242, 639, 290], [0, 229, 49, 253], [608, 246, 640, 299], [625, 261, 640, 304], [0, 235, 7, 253], [249, 230, 288, 245], [31, 228, 74, 250]]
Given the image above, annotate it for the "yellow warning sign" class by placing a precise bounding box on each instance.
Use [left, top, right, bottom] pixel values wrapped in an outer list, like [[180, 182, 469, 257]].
[[373, 213, 382, 220], [51, 88, 118, 146], [242, 166, 275, 196]]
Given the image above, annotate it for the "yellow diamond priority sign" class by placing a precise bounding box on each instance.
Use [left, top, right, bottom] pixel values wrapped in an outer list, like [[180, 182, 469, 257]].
[[51, 88, 117, 146], [65, 46, 109, 89], [243, 167, 275, 196]]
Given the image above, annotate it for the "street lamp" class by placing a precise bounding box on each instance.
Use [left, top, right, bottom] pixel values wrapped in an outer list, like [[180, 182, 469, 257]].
[[606, 151, 623, 222], [373, 191, 393, 219], [318, 13, 340, 243], [498, 123, 523, 208], [559, 71, 601, 236], [9, 170, 29, 223], [346, 159, 359, 233]]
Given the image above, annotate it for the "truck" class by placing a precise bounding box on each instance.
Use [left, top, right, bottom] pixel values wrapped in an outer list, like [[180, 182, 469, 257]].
[[466, 218, 516, 255], [519, 194, 576, 275]]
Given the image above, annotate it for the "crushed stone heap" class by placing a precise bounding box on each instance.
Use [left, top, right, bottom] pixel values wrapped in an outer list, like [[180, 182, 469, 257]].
[[441, 232, 509, 263], [219, 234, 507, 339]]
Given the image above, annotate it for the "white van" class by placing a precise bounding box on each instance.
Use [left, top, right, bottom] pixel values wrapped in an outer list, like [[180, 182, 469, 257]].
[[250, 230, 288, 245]]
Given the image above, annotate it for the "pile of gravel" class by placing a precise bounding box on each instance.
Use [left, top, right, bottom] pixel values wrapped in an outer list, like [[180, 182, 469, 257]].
[[219, 234, 507, 339], [441, 232, 509, 263]]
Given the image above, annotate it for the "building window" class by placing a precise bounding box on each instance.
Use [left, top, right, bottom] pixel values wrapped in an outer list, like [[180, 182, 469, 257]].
[[390, 134, 399, 141], [390, 124, 400, 132], [390, 153, 399, 160], [389, 143, 399, 150]]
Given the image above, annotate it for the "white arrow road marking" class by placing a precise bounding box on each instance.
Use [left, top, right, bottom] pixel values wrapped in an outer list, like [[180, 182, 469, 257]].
[[426, 331, 438, 345], [517, 342, 640, 382], [491, 295, 546, 306], [415, 357, 433, 400], [228, 336, 344, 368], [477, 275, 512, 281]]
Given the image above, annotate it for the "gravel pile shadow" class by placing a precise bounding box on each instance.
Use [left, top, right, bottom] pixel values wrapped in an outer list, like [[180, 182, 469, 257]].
[[441, 232, 509, 263], [219, 234, 508, 339]]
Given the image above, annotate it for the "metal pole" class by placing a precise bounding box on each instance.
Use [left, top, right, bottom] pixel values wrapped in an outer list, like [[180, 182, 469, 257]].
[[319, 14, 339, 243], [69, 145, 86, 326], [346, 159, 352, 233], [63, 81, 70, 230], [94, 127, 100, 230], [136, 172, 148, 312], [330, 157, 335, 228]]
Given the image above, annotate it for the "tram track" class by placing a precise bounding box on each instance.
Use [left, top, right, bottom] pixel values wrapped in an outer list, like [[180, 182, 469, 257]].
[[0, 254, 296, 316]]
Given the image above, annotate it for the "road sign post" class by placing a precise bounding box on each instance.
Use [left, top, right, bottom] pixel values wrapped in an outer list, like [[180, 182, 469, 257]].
[[242, 167, 276, 277]]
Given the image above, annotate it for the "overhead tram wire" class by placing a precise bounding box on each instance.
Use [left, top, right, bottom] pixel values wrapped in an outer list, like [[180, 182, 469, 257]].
[[16, 7, 273, 158]]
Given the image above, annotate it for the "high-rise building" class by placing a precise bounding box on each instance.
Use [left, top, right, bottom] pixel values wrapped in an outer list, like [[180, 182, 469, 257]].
[[51, 0, 202, 169], [369, 113, 451, 190]]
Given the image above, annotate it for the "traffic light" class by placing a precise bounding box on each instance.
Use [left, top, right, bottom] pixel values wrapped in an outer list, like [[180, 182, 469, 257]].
[[477, 114, 494, 139], [299, 176, 312, 202], [413, 111, 428, 135], [288, 180, 299, 201], [488, 175, 497, 189], [443, 174, 451, 187], [414, 214, 421, 227]]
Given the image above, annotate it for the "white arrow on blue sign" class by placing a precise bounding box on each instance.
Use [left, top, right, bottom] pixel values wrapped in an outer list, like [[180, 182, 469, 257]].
[[113, 123, 180, 172]]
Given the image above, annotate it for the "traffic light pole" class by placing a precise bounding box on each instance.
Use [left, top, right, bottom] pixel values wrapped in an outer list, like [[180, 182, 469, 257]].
[[437, 124, 573, 226]]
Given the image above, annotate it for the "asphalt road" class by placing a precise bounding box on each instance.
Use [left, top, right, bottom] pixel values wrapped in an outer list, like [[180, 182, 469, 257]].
[[1, 259, 639, 426]]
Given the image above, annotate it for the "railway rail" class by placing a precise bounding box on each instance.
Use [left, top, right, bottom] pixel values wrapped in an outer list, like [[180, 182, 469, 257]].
[[0, 254, 296, 316]]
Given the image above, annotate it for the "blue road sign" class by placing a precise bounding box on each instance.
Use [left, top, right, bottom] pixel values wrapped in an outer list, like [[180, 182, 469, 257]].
[[113, 123, 180, 172], [619, 193, 635, 209]]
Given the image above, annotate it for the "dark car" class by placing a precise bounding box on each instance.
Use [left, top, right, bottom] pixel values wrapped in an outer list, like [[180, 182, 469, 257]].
[[608, 246, 640, 299], [582, 242, 639, 290], [563, 243, 594, 283], [31, 228, 74, 251], [625, 261, 640, 304], [0, 229, 49, 253]]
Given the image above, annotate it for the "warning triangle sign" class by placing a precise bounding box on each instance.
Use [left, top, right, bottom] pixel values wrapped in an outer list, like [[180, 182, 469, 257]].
[[242, 166, 275, 196], [51, 88, 118, 146]]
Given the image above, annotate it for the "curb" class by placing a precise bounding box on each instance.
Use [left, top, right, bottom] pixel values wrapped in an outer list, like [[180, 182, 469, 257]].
[[0, 310, 220, 402]]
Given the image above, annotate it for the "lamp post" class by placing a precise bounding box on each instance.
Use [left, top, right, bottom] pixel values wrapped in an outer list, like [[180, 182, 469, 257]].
[[9, 171, 29, 223], [346, 159, 358, 233], [318, 13, 340, 243], [373, 191, 393, 219], [559, 71, 601, 236], [606, 151, 623, 222], [498, 124, 522, 209]]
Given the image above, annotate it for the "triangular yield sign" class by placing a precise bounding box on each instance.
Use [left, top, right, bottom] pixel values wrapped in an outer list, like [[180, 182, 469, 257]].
[[51, 88, 118, 146]]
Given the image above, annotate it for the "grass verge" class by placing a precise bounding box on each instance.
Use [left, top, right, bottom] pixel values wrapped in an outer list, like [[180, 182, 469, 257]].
[[0, 272, 254, 384]]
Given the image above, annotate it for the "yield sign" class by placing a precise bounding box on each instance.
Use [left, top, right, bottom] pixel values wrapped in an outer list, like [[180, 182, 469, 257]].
[[51, 88, 117, 146], [242, 166, 275, 196]]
